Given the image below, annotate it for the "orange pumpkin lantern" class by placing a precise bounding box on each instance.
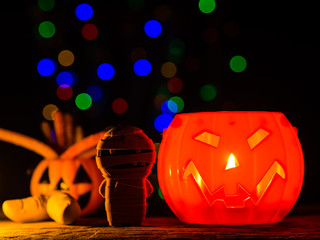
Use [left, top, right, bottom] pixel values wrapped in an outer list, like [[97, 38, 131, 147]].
[[158, 111, 304, 225]]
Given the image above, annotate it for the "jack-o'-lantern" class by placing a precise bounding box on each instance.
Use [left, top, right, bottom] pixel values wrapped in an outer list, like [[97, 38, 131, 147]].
[[30, 158, 102, 216], [0, 111, 105, 216], [158, 111, 304, 225]]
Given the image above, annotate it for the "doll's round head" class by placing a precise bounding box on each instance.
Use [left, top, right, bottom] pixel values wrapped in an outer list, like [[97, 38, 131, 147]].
[[96, 125, 156, 178]]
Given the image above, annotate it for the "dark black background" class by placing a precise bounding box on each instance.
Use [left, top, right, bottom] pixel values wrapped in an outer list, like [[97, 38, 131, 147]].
[[0, 0, 319, 214]]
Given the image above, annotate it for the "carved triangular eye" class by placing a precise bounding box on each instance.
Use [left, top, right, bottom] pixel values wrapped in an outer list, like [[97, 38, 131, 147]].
[[73, 165, 92, 183], [39, 168, 50, 184]]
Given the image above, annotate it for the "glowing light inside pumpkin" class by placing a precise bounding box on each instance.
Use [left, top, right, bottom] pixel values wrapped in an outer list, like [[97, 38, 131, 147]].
[[225, 153, 239, 170]]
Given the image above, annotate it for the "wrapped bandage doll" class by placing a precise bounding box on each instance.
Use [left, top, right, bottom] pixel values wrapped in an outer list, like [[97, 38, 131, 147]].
[[96, 126, 156, 226]]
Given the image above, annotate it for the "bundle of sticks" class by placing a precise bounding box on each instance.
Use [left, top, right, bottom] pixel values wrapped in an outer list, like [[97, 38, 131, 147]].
[[0, 111, 107, 160], [41, 111, 84, 154]]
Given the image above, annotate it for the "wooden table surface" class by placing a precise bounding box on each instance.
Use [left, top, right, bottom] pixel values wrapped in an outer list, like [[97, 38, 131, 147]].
[[1, 210, 320, 240]]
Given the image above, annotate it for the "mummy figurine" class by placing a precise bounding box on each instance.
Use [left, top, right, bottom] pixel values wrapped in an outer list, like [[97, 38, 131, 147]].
[[96, 126, 156, 226]]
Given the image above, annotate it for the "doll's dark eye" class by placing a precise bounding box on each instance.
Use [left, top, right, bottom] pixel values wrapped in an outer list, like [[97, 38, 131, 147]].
[[247, 128, 270, 149], [194, 131, 220, 148]]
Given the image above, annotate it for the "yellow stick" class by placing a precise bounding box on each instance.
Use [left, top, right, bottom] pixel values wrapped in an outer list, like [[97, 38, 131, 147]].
[[75, 125, 84, 143], [61, 131, 106, 159], [0, 128, 59, 159]]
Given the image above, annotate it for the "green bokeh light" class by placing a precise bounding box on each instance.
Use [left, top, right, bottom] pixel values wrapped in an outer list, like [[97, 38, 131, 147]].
[[169, 96, 184, 113], [75, 93, 92, 110], [158, 187, 164, 200], [230, 55, 247, 73], [38, 21, 55, 38], [200, 84, 217, 101], [38, 0, 55, 11], [199, 0, 216, 14]]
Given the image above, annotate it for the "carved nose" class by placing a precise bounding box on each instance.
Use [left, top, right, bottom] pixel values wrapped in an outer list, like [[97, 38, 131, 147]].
[[225, 153, 239, 170]]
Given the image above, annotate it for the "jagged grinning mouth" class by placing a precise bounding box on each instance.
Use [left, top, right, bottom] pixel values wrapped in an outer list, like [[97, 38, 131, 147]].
[[183, 160, 286, 207]]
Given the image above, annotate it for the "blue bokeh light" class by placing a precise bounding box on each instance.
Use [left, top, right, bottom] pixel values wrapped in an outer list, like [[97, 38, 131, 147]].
[[56, 71, 73, 86], [86, 85, 102, 101], [97, 63, 115, 80], [154, 113, 173, 132], [144, 20, 162, 38], [75, 3, 93, 21], [133, 59, 151, 76], [37, 58, 56, 77], [161, 100, 178, 115]]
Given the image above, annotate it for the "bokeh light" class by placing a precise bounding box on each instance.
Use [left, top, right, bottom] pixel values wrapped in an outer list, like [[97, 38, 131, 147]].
[[168, 39, 185, 63], [97, 63, 115, 80], [38, 21, 55, 38], [81, 24, 99, 40], [199, 0, 216, 14], [161, 100, 178, 115], [86, 85, 102, 101], [38, 0, 55, 11], [75, 3, 93, 21], [200, 84, 217, 101], [56, 85, 73, 100], [154, 94, 168, 110], [203, 27, 219, 44], [42, 104, 59, 121], [158, 187, 165, 200], [133, 59, 152, 76], [75, 93, 92, 110], [154, 5, 172, 22], [58, 50, 75, 67], [167, 77, 183, 93], [37, 58, 56, 77], [170, 96, 184, 113], [128, 0, 144, 11], [161, 62, 177, 78], [112, 98, 128, 114], [56, 71, 73, 86], [144, 20, 162, 38], [154, 113, 173, 132], [230, 55, 247, 72]]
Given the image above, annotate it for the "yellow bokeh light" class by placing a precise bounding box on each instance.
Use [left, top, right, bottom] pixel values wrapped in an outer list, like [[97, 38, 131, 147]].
[[58, 50, 75, 67], [42, 104, 59, 121], [161, 62, 177, 78]]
